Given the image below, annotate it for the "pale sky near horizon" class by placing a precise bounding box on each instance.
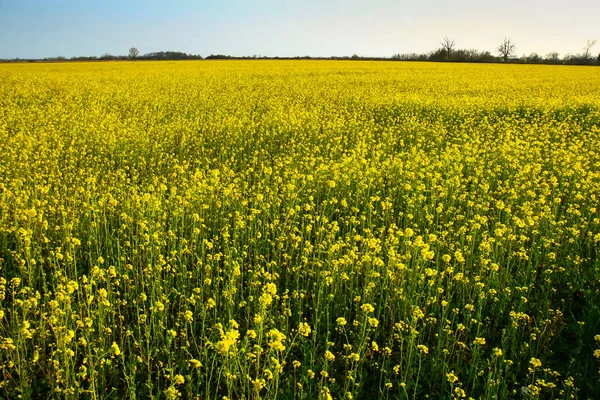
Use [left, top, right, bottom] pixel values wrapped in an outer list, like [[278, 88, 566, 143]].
[[0, 0, 598, 59]]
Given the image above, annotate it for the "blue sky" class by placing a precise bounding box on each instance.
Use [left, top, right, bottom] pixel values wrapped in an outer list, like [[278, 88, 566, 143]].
[[0, 0, 598, 59]]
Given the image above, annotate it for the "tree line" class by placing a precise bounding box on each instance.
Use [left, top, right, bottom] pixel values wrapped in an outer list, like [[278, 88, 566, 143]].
[[2, 50, 204, 63], [1, 39, 598, 65], [393, 37, 599, 65]]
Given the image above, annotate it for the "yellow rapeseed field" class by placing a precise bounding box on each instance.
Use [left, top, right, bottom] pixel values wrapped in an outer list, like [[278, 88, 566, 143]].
[[0, 60, 599, 399]]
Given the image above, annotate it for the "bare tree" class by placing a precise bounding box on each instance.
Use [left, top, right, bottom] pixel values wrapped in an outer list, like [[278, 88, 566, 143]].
[[497, 37, 516, 62], [582, 39, 597, 60], [129, 47, 139, 61], [440, 37, 455, 60]]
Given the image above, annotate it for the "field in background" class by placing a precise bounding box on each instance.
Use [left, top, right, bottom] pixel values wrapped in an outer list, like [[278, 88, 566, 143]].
[[0, 61, 599, 399]]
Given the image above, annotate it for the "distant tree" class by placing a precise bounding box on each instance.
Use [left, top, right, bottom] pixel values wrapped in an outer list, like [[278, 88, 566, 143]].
[[563, 53, 574, 63], [497, 37, 516, 62], [545, 52, 560, 62], [129, 47, 139, 61], [141, 51, 202, 60], [527, 52, 542, 63], [582, 39, 597, 60], [440, 37, 455, 60], [206, 54, 234, 60], [391, 52, 428, 61], [351, 54, 360, 59]]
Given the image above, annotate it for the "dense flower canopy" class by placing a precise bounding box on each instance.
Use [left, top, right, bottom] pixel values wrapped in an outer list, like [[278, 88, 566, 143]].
[[0, 60, 599, 399]]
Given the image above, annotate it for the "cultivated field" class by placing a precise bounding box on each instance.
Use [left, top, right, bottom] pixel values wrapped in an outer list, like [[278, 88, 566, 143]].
[[0, 61, 599, 399]]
